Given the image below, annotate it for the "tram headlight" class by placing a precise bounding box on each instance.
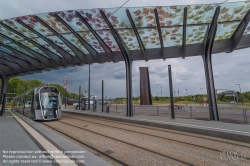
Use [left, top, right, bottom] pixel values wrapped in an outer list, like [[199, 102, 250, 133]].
[[55, 110, 58, 115], [43, 110, 46, 116]]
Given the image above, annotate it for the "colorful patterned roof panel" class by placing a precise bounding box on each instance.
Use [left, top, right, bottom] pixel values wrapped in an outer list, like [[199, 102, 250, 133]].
[[0, 1, 249, 75]]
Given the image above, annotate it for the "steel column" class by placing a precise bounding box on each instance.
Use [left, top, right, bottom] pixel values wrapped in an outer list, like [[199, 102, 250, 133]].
[[102, 80, 104, 112], [100, 10, 133, 117], [126, 9, 146, 60], [0, 75, 10, 116], [202, 6, 220, 121], [88, 64, 90, 110], [75, 11, 112, 61], [229, 9, 250, 52], [79, 85, 81, 110], [182, 7, 187, 59], [154, 8, 164, 59], [64, 92, 66, 109], [168, 65, 175, 119]]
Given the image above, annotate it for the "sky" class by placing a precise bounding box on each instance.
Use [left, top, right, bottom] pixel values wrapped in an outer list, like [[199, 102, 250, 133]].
[[0, 0, 249, 98]]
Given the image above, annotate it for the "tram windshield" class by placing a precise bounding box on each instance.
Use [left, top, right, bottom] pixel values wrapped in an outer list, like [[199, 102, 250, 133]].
[[40, 87, 60, 109]]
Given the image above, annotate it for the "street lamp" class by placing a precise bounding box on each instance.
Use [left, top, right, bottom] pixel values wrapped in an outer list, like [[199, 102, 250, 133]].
[[235, 84, 241, 93], [236, 83, 243, 103], [161, 87, 162, 104]]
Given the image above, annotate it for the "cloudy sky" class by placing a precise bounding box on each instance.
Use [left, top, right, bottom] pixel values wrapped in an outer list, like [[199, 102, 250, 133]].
[[0, 0, 249, 98]]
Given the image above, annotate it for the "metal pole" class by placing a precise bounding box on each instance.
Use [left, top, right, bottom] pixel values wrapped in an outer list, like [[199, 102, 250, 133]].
[[190, 107, 192, 119], [116, 105, 117, 113], [93, 97, 95, 112], [1, 93, 6, 116], [102, 80, 104, 112], [168, 65, 175, 119], [234, 94, 236, 107], [88, 64, 90, 110], [64, 92, 66, 109], [243, 109, 246, 124], [157, 106, 159, 116], [79, 85, 81, 110], [134, 105, 135, 114], [245, 110, 248, 125], [161, 87, 162, 104]]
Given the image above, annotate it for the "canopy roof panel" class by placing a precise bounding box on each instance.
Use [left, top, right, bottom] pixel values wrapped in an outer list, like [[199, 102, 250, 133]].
[[0, 1, 250, 76]]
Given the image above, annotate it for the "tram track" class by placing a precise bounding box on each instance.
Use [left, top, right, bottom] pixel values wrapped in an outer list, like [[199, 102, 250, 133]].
[[41, 112, 250, 165], [41, 122, 128, 166], [61, 114, 250, 158], [57, 117, 250, 165], [62, 112, 250, 149], [57, 120, 198, 165], [42, 121, 192, 166]]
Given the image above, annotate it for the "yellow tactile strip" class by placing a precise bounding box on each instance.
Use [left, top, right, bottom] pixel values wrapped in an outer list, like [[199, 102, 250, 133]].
[[9, 110, 78, 166]]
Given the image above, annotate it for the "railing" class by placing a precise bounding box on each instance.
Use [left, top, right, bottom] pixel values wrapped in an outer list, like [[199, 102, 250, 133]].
[[107, 105, 249, 125]]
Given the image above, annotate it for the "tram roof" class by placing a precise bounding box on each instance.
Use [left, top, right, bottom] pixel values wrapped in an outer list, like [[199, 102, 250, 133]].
[[0, 1, 250, 77]]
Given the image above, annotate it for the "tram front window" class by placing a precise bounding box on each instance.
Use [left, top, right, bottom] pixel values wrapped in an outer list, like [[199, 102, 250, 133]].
[[40, 92, 59, 109]]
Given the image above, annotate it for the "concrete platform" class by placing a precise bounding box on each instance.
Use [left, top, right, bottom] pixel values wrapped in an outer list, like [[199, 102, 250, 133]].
[[0, 109, 111, 166], [62, 109, 250, 144]]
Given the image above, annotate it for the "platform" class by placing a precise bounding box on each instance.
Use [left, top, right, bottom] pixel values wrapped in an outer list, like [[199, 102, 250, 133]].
[[62, 109, 250, 144], [0, 109, 111, 166]]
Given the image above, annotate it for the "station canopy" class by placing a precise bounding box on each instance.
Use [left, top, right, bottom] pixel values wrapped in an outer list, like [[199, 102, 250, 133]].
[[0, 1, 250, 76]]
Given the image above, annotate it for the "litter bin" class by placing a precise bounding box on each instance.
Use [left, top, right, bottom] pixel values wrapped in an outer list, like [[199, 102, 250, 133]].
[[106, 106, 109, 113]]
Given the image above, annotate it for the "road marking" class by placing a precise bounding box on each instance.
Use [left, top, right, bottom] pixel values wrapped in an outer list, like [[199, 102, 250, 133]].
[[10, 110, 78, 166]]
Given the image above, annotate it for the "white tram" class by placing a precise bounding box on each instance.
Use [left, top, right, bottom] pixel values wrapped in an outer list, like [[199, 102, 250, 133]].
[[12, 86, 61, 120]]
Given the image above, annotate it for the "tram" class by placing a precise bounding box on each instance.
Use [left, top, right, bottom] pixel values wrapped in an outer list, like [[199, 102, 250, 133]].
[[12, 86, 61, 120]]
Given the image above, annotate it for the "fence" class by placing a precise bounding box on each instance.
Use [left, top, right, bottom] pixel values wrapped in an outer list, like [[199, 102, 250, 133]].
[[106, 105, 249, 125]]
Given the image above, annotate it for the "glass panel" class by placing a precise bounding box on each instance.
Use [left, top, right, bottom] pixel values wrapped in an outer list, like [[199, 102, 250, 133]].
[[157, 6, 186, 26], [105, 8, 131, 28], [77, 9, 109, 30], [215, 22, 240, 41], [21, 40, 51, 58], [187, 4, 217, 24], [186, 25, 207, 44], [138, 28, 160, 48], [18, 15, 53, 36], [56, 11, 89, 32], [0, 36, 11, 44], [0, 54, 15, 62], [7, 43, 35, 58], [32, 38, 62, 57], [244, 22, 250, 36], [0, 25, 24, 41], [161, 27, 183, 47], [117, 29, 140, 50], [37, 13, 70, 33], [3, 19, 37, 38], [46, 36, 75, 56], [62, 34, 89, 54], [0, 46, 26, 60], [96, 30, 120, 51], [129, 7, 156, 28], [218, 1, 250, 22], [78, 31, 104, 53]]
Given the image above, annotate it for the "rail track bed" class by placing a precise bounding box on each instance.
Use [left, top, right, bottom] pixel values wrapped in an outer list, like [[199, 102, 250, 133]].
[[41, 112, 250, 166]]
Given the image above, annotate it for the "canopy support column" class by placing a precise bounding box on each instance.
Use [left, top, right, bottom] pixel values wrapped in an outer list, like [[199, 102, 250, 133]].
[[100, 10, 133, 117], [0, 75, 10, 116], [202, 6, 220, 121]]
